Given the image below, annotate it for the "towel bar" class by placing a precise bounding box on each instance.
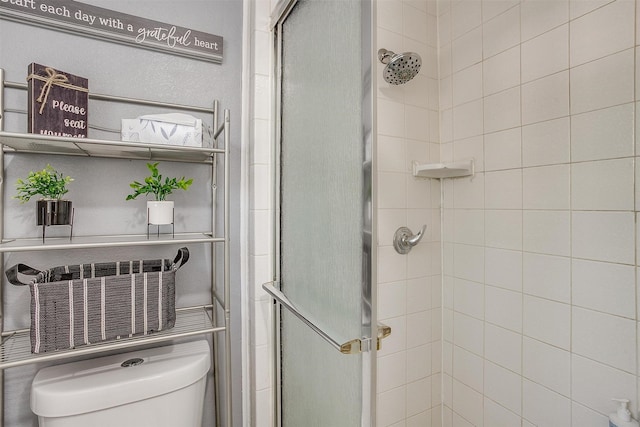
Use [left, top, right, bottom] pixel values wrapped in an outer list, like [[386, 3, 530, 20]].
[[262, 281, 366, 355]]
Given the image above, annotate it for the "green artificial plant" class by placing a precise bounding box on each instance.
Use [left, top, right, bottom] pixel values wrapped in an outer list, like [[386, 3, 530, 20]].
[[14, 164, 73, 203], [126, 162, 193, 201]]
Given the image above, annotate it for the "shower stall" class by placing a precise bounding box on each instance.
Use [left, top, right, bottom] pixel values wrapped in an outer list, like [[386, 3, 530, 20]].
[[259, 0, 435, 424], [250, 0, 640, 425], [262, 0, 378, 424]]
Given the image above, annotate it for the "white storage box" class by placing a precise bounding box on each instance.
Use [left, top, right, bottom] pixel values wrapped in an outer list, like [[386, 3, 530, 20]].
[[121, 113, 203, 147]]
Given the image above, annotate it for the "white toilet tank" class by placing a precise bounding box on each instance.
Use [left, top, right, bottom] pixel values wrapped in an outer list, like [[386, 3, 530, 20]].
[[31, 340, 211, 427]]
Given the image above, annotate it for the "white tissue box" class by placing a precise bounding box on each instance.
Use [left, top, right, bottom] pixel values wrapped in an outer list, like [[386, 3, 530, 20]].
[[121, 113, 203, 147]]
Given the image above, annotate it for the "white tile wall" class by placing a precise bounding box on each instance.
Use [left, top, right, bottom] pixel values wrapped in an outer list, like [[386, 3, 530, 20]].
[[524, 296, 571, 349], [452, 380, 484, 425], [453, 99, 484, 140], [484, 248, 522, 291], [521, 24, 569, 83], [454, 312, 485, 356], [523, 210, 571, 256], [484, 397, 521, 426], [453, 278, 484, 320], [452, 27, 483, 73], [569, 0, 615, 21], [521, 0, 569, 41], [484, 128, 521, 171], [523, 252, 571, 303], [483, 46, 520, 95], [522, 117, 571, 167], [571, 355, 637, 415], [572, 307, 636, 373], [377, 1, 442, 425], [572, 211, 635, 264], [482, 5, 520, 59], [451, 0, 481, 40], [485, 170, 522, 209], [483, 87, 521, 133], [484, 323, 522, 373], [572, 402, 610, 427], [571, 103, 635, 162], [441, 0, 640, 425], [483, 361, 522, 415], [485, 286, 523, 333], [572, 258, 636, 318], [569, 0, 635, 66], [523, 379, 572, 426], [248, 0, 274, 425], [453, 64, 483, 106], [482, 0, 519, 23], [571, 158, 634, 211], [523, 337, 571, 396], [523, 164, 570, 210], [453, 174, 484, 209], [521, 71, 570, 125], [570, 49, 635, 114], [454, 346, 484, 392], [485, 209, 523, 250]]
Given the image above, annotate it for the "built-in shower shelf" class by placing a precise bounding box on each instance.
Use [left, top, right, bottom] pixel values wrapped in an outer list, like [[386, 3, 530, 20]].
[[412, 160, 474, 179]]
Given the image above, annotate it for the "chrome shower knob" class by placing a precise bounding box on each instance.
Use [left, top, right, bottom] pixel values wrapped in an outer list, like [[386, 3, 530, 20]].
[[393, 225, 426, 254]]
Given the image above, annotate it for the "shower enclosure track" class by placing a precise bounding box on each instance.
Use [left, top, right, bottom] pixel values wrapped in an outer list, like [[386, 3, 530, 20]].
[[0, 69, 232, 427]]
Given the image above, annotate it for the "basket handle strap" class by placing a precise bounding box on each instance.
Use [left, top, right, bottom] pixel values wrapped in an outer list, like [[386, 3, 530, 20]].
[[172, 247, 190, 271], [6, 263, 41, 286]]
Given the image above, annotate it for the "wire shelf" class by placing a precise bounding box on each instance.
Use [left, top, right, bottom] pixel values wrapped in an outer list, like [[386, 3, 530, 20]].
[[0, 131, 223, 164], [0, 307, 222, 369], [0, 232, 222, 253]]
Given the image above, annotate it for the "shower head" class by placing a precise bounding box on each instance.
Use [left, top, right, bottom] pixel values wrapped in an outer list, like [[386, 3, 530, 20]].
[[378, 48, 422, 85]]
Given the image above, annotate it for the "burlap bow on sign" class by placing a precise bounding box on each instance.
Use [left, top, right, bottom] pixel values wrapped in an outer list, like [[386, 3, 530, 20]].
[[27, 67, 89, 114]]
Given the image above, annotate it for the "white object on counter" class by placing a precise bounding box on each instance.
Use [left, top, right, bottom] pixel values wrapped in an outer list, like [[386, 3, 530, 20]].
[[121, 113, 203, 147], [610, 398, 640, 427]]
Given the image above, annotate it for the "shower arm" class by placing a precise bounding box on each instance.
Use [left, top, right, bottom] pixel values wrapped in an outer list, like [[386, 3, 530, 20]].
[[378, 48, 393, 64]]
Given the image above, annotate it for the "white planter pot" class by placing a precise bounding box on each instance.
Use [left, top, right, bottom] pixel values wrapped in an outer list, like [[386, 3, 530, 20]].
[[147, 201, 174, 225]]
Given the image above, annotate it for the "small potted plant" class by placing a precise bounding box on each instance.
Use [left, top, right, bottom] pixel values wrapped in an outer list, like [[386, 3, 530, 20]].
[[15, 164, 74, 226], [126, 162, 193, 225]]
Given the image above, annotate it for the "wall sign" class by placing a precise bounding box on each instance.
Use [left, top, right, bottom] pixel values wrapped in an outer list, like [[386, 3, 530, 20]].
[[28, 63, 89, 138], [0, 0, 223, 63]]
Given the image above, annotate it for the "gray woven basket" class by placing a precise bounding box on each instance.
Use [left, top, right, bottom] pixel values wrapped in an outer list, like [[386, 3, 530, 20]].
[[6, 247, 189, 353]]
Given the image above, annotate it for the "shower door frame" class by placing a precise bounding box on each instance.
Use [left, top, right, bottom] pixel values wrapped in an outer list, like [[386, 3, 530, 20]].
[[269, 0, 377, 425]]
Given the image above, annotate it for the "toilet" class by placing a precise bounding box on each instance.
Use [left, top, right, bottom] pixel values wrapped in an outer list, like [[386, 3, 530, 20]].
[[30, 340, 211, 427]]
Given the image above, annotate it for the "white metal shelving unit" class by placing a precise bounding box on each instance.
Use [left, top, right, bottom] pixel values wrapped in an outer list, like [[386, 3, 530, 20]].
[[0, 68, 232, 427]]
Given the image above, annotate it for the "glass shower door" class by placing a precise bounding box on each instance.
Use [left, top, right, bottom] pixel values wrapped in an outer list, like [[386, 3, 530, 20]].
[[269, 0, 374, 425]]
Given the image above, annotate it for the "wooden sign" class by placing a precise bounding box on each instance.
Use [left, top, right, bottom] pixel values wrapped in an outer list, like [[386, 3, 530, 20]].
[[0, 1, 223, 63], [28, 63, 89, 138]]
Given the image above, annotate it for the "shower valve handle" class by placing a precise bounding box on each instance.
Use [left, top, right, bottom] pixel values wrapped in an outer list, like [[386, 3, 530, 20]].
[[393, 225, 426, 254]]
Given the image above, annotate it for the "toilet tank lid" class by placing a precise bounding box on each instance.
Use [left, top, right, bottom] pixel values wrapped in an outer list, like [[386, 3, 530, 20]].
[[31, 340, 211, 417]]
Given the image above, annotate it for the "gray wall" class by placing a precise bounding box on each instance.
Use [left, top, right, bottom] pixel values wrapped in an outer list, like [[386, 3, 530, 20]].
[[0, 0, 243, 425]]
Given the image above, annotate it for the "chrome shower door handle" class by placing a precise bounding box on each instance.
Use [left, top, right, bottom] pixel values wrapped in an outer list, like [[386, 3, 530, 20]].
[[262, 281, 368, 355], [393, 225, 426, 254]]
